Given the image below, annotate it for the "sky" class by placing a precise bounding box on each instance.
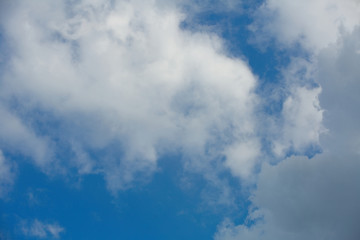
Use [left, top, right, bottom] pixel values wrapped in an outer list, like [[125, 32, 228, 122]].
[[0, 0, 360, 239]]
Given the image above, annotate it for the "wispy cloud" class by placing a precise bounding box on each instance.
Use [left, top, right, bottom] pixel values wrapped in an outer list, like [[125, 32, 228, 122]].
[[0, 150, 15, 199], [21, 219, 64, 239]]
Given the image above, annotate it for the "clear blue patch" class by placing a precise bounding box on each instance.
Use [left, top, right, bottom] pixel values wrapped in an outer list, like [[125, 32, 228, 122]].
[[1, 153, 249, 239]]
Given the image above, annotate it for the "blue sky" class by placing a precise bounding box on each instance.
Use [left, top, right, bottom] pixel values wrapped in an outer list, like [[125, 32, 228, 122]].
[[1, 0, 360, 239]]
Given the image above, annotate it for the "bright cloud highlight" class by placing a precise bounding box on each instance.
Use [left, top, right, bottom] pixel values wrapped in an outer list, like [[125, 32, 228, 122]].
[[0, 0, 259, 193]]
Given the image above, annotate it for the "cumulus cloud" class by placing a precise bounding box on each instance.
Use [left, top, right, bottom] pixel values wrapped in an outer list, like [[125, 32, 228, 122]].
[[250, 0, 360, 51], [215, 1, 360, 239], [317, 26, 360, 154], [223, 139, 260, 179], [0, 0, 260, 192], [21, 219, 64, 239], [273, 86, 324, 156], [259, 56, 326, 158], [215, 154, 360, 240]]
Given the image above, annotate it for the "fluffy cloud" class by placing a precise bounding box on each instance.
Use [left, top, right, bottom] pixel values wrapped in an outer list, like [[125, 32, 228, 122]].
[[0, 0, 260, 192], [223, 139, 260, 179], [273, 86, 324, 156], [215, 154, 360, 240], [215, 1, 360, 239], [250, 0, 360, 51], [21, 219, 64, 239]]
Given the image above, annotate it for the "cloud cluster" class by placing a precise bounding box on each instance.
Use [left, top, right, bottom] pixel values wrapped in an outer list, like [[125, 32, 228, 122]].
[[215, 0, 360, 239], [0, 0, 259, 193], [21, 219, 64, 239], [250, 0, 360, 51], [273, 84, 324, 157], [215, 154, 360, 240], [2, 0, 359, 238]]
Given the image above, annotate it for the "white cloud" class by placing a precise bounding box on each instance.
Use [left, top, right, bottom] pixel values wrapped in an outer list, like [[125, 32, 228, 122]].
[[0, 105, 51, 168], [215, 2, 360, 239], [0, 150, 15, 198], [250, 0, 360, 51], [273, 86, 324, 156], [0, 0, 260, 191], [21, 219, 64, 239], [257, 56, 326, 158], [223, 139, 260, 179]]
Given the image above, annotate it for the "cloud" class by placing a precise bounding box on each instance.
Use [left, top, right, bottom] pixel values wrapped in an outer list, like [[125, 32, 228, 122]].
[[223, 139, 260, 179], [21, 219, 64, 239], [0, 0, 260, 192], [179, 0, 243, 13], [0, 150, 15, 198], [259, 56, 326, 158], [317, 26, 360, 154], [215, 2, 360, 239], [273, 86, 324, 156], [0, 105, 51, 168], [215, 154, 360, 240], [250, 0, 360, 51], [1, 0, 359, 239]]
